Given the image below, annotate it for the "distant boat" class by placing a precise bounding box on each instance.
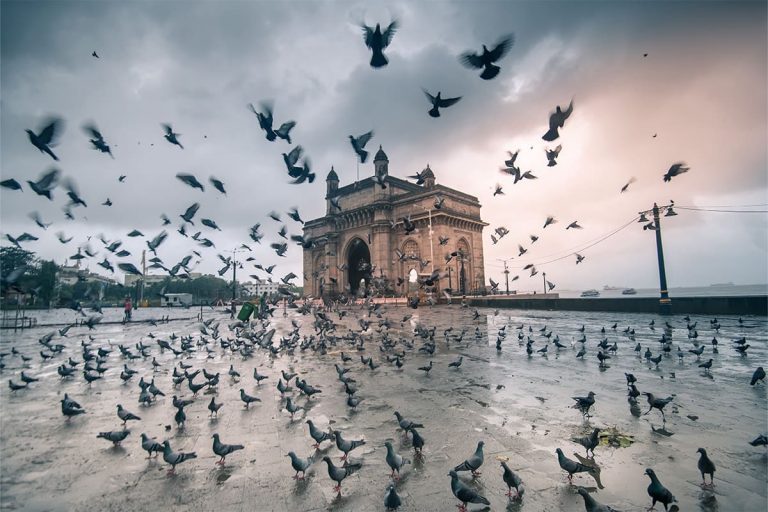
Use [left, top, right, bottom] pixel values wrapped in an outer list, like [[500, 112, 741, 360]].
[[622, 288, 637, 295], [709, 282, 734, 287], [581, 289, 600, 297], [603, 285, 621, 291]]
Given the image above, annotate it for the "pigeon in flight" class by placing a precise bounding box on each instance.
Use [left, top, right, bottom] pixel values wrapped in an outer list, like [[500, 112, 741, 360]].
[[26, 117, 64, 161], [423, 89, 462, 118], [663, 162, 689, 182], [180, 203, 200, 224], [542, 100, 574, 141], [162, 124, 183, 149], [620, 177, 636, 193], [543, 216, 557, 228], [92, 51, 99, 58], [83, 124, 113, 158], [27, 168, 60, 200], [460, 33, 515, 80], [274, 121, 296, 144], [546, 145, 562, 166], [575, 253, 585, 264], [209, 176, 226, 195], [349, 131, 374, 163], [361, 20, 399, 68], [248, 102, 276, 141], [505, 150, 519, 168], [566, 220, 583, 230], [176, 173, 205, 191], [0, 179, 22, 191]]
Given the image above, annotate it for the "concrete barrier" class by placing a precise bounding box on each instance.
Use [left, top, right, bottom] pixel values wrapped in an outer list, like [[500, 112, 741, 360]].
[[468, 295, 768, 316]]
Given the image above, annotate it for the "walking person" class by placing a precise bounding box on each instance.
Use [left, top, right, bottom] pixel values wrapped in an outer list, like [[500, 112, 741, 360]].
[[123, 297, 133, 322]]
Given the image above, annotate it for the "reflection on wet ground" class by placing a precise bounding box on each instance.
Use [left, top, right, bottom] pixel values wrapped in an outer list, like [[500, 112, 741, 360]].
[[0, 305, 766, 511]]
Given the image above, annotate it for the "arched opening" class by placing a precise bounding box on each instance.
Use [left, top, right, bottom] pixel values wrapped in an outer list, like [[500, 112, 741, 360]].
[[347, 238, 371, 296], [457, 239, 471, 295]]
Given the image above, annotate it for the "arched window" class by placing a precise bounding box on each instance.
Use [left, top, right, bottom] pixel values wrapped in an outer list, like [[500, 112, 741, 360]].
[[403, 239, 420, 259], [457, 239, 470, 258], [408, 268, 418, 283]]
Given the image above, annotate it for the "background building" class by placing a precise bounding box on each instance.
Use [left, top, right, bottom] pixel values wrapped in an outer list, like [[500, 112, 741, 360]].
[[303, 147, 486, 297]]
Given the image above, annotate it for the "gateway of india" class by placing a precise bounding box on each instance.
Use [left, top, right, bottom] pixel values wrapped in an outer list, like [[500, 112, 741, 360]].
[[302, 146, 487, 298]]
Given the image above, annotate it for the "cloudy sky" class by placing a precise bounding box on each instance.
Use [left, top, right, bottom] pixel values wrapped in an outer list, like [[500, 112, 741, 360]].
[[1, 0, 766, 292]]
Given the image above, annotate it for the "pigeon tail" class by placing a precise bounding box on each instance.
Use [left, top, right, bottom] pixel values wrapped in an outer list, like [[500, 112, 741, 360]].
[[428, 107, 441, 118], [358, 149, 369, 163], [542, 128, 559, 141], [370, 49, 389, 68], [480, 64, 500, 80]]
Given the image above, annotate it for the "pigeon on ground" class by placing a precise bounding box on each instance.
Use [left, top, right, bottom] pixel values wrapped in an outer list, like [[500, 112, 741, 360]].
[[384, 441, 410, 479], [454, 440, 484, 476], [287, 451, 313, 479], [117, 404, 141, 424], [748, 434, 767, 448], [61, 399, 85, 419], [140, 433, 163, 458], [448, 470, 490, 512], [572, 391, 596, 417], [556, 448, 596, 483], [576, 487, 620, 512], [573, 428, 600, 457], [448, 356, 463, 369], [645, 468, 676, 511], [162, 440, 197, 474], [696, 448, 716, 487], [501, 461, 525, 499], [212, 433, 244, 465], [384, 483, 402, 510], [394, 411, 423, 431], [460, 33, 515, 80], [306, 419, 333, 449], [322, 456, 362, 495], [240, 389, 260, 408], [334, 431, 365, 461], [642, 392, 673, 421], [750, 366, 765, 385], [361, 20, 399, 68], [208, 397, 223, 417], [97, 429, 130, 446]]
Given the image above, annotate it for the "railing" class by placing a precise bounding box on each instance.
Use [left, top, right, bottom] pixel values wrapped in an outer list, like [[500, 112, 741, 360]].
[[0, 316, 38, 330]]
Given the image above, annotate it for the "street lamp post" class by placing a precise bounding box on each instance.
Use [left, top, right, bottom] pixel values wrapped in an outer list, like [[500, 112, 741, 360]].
[[497, 258, 510, 295], [542, 272, 547, 295], [639, 201, 677, 315], [411, 203, 435, 274]]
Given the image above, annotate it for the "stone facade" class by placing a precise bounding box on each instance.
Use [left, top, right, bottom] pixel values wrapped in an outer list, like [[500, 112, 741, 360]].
[[303, 147, 487, 297]]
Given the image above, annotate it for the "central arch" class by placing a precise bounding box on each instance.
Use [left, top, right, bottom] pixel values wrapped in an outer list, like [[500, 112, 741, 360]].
[[346, 237, 371, 295]]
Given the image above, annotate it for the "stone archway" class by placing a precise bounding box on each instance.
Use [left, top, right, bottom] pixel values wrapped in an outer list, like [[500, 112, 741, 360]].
[[346, 237, 371, 295]]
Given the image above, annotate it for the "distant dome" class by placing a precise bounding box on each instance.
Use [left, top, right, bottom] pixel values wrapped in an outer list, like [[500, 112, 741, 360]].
[[326, 167, 339, 181], [373, 145, 388, 162], [421, 164, 435, 179]]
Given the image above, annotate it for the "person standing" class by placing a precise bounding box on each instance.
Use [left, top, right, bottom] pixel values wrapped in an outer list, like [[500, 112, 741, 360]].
[[123, 297, 133, 322]]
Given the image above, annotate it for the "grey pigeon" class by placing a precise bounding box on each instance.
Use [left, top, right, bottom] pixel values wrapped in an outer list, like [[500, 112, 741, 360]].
[[287, 451, 313, 480], [240, 388, 261, 407], [662, 162, 689, 182], [448, 470, 490, 511], [349, 131, 374, 163], [334, 431, 365, 461], [384, 483, 402, 510], [361, 20, 399, 68], [117, 404, 141, 424], [542, 101, 574, 141], [556, 448, 596, 483], [454, 440, 484, 476], [306, 419, 333, 448], [176, 173, 204, 191], [573, 428, 600, 457], [384, 441, 410, 479], [696, 448, 716, 487], [423, 89, 462, 118], [577, 487, 620, 512], [460, 34, 515, 80], [162, 124, 183, 149], [750, 366, 765, 385], [97, 429, 130, 446], [212, 433, 244, 465], [501, 460, 525, 499], [322, 456, 362, 495], [61, 399, 85, 419], [394, 411, 423, 431], [162, 440, 197, 474], [140, 433, 163, 458], [645, 468, 676, 511], [26, 118, 64, 160]]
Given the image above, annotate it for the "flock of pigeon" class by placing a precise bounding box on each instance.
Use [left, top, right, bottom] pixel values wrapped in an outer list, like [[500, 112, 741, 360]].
[[3, 299, 766, 511]]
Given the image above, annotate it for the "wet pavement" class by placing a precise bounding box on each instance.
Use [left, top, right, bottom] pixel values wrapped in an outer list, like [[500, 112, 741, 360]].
[[1, 305, 766, 511]]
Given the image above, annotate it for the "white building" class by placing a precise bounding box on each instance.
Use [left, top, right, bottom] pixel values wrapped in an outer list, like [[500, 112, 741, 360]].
[[241, 280, 280, 297], [161, 293, 193, 307]]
